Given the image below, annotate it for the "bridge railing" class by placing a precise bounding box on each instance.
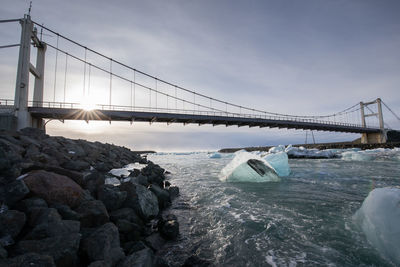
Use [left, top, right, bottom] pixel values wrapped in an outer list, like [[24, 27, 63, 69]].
[[19, 99, 373, 129]]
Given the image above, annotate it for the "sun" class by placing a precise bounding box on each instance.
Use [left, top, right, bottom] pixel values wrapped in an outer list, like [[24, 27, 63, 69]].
[[81, 97, 97, 111]]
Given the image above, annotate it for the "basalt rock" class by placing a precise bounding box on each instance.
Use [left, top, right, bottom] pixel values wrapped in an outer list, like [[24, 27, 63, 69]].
[[149, 184, 171, 209], [0, 210, 26, 239], [1, 180, 30, 207], [75, 200, 109, 228], [80, 223, 124, 266], [97, 184, 127, 212], [15, 233, 81, 267], [118, 247, 154, 267], [50, 203, 80, 221], [158, 214, 179, 240], [120, 182, 159, 221], [109, 208, 144, 228], [23, 170, 84, 208], [0, 252, 56, 267]]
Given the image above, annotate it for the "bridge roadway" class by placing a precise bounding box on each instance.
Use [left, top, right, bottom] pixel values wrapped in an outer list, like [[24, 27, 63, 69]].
[[28, 107, 381, 134]]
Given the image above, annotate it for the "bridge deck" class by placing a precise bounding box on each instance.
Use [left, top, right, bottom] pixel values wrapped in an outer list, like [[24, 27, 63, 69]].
[[28, 107, 381, 134]]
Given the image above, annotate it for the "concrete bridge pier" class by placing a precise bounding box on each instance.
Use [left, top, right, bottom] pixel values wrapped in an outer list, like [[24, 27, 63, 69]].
[[13, 14, 46, 131], [360, 98, 387, 144]]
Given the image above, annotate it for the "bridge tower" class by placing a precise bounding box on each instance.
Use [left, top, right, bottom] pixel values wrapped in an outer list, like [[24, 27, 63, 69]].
[[14, 14, 46, 130], [359, 98, 386, 144]]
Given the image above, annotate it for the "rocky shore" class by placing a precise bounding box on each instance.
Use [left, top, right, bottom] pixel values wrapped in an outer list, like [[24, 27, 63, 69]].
[[0, 128, 181, 266]]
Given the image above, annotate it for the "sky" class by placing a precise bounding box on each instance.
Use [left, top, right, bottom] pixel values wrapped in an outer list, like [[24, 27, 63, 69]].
[[1, 0, 400, 151]]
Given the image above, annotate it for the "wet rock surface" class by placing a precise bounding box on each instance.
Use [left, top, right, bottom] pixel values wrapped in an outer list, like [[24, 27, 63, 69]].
[[0, 128, 180, 266]]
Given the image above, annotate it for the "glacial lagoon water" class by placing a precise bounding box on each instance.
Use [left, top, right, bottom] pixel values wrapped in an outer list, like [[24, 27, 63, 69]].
[[148, 149, 400, 266]]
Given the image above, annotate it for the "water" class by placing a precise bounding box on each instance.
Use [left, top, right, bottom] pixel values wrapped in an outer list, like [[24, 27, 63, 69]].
[[149, 151, 400, 266]]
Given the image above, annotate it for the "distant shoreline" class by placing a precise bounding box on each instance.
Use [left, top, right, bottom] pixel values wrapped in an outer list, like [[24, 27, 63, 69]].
[[219, 141, 400, 153]]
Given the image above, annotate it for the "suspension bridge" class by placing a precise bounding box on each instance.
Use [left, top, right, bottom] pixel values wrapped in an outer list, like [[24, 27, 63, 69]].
[[1, 15, 399, 144]]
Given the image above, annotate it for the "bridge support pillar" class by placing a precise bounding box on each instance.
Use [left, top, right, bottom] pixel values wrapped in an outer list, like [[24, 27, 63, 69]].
[[14, 15, 46, 131], [360, 98, 386, 144]]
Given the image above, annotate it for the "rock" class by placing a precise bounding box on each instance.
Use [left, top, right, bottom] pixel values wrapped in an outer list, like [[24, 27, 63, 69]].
[[149, 184, 171, 209], [115, 219, 142, 242], [23, 170, 84, 208], [130, 174, 149, 187], [24, 220, 80, 240], [0, 252, 56, 267], [80, 223, 124, 266], [19, 127, 47, 139], [88, 261, 109, 267], [61, 160, 90, 172], [109, 208, 144, 228], [0, 245, 7, 259], [144, 233, 166, 252], [15, 233, 81, 267], [97, 185, 127, 212], [168, 186, 180, 200], [122, 241, 146, 255], [119, 247, 154, 267], [27, 207, 61, 228], [120, 182, 159, 221], [0, 210, 26, 238], [82, 170, 105, 196], [1, 180, 29, 207], [158, 214, 179, 240], [75, 200, 109, 228], [0, 235, 14, 247], [15, 197, 48, 212], [182, 255, 210, 267], [50, 203, 80, 221]]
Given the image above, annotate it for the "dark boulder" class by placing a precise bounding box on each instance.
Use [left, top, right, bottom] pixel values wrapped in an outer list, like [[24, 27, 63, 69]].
[[23, 170, 84, 208], [115, 219, 142, 243], [82, 170, 105, 196], [120, 182, 159, 221], [144, 233, 166, 252], [109, 208, 144, 228], [0, 210, 26, 239], [27, 207, 61, 228], [80, 223, 124, 266], [122, 240, 146, 255], [168, 186, 180, 200], [50, 203, 80, 221], [149, 184, 171, 209], [97, 185, 127, 212], [61, 160, 90, 172], [0, 245, 6, 259], [182, 255, 210, 267], [24, 219, 80, 240], [0, 252, 56, 267], [75, 200, 109, 228], [158, 214, 179, 240], [15, 233, 81, 267], [118, 247, 153, 267], [1, 180, 29, 207], [15, 197, 48, 213]]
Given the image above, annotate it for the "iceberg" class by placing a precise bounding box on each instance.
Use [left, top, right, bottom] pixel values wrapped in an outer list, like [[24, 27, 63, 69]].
[[285, 146, 336, 158], [263, 152, 291, 177], [105, 177, 121, 186], [109, 168, 130, 178], [209, 152, 222, 159], [353, 187, 400, 265], [268, 145, 285, 153], [219, 151, 280, 182]]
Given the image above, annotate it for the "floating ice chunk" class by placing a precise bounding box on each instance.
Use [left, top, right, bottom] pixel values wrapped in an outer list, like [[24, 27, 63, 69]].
[[109, 168, 130, 178], [285, 146, 336, 158], [268, 145, 285, 153], [341, 151, 375, 161], [353, 187, 400, 265], [263, 152, 291, 177], [105, 177, 121, 186], [209, 152, 222, 159], [124, 162, 147, 171], [219, 151, 279, 182]]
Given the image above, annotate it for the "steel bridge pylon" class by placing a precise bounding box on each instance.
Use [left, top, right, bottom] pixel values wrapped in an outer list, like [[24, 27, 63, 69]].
[[14, 14, 46, 130]]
